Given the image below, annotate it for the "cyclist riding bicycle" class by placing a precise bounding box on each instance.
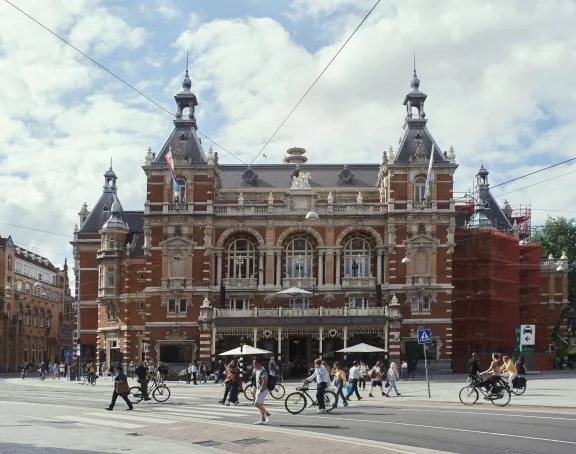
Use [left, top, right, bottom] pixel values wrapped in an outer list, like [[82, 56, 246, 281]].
[[478, 353, 504, 397], [135, 362, 152, 401]]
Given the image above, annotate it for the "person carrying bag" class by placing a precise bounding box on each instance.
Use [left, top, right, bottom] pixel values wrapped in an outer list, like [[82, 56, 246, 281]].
[[106, 365, 133, 411]]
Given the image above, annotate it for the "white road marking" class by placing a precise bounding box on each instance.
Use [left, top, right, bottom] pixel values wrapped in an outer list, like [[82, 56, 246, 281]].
[[54, 415, 141, 429], [395, 407, 576, 421], [83, 412, 177, 424]]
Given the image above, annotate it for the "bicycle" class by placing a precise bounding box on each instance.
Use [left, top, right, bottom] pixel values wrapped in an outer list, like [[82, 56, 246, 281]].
[[285, 381, 337, 415], [507, 376, 527, 396], [129, 378, 171, 404], [244, 380, 286, 401], [83, 373, 97, 386], [459, 376, 511, 407]]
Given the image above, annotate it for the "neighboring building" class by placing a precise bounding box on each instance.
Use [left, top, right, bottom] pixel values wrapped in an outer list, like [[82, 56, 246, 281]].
[[72, 67, 566, 374], [0, 235, 72, 371], [451, 166, 569, 372]]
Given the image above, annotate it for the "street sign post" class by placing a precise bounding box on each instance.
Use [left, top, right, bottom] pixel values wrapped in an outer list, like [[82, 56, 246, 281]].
[[417, 329, 432, 398], [63, 350, 73, 359], [520, 325, 536, 350]]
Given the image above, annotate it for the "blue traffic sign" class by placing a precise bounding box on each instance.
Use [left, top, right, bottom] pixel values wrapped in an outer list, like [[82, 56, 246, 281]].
[[417, 329, 432, 344], [63, 350, 73, 358]]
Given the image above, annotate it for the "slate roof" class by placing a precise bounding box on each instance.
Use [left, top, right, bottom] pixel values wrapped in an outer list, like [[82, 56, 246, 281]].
[[78, 190, 116, 234], [14, 246, 59, 272], [476, 186, 514, 231], [218, 164, 380, 189], [153, 121, 206, 166], [393, 120, 447, 164]]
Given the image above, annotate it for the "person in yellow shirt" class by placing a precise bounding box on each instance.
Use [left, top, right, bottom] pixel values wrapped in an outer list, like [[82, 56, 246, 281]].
[[501, 356, 517, 387]]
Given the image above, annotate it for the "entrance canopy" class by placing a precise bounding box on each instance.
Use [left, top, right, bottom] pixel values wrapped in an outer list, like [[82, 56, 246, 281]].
[[337, 343, 387, 353], [219, 345, 272, 356], [269, 287, 313, 299]]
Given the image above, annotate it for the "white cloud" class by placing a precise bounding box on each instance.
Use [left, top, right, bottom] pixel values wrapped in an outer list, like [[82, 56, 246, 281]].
[[139, 0, 181, 21]]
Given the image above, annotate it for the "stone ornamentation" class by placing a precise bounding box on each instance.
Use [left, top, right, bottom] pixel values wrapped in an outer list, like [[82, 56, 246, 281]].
[[291, 172, 311, 190]]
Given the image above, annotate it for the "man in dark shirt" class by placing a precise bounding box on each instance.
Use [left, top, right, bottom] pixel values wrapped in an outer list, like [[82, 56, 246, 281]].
[[468, 352, 480, 379]]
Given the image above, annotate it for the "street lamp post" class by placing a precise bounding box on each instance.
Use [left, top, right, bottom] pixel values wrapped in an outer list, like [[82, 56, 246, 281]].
[[239, 336, 246, 382]]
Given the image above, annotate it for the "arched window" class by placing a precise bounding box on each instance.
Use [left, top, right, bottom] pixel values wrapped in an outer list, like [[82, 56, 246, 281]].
[[174, 177, 187, 203], [7, 255, 12, 270], [107, 236, 116, 249], [285, 237, 314, 277], [414, 176, 426, 202], [17, 280, 23, 292], [344, 236, 371, 277], [25, 309, 30, 326], [227, 238, 256, 278], [46, 311, 51, 328], [32, 309, 37, 327], [24, 336, 29, 362], [39, 309, 44, 328], [6, 303, 10, 319], [38, 337, 44, 359], [31, 337, 36, 361], [18, 304, 23, 320], [414, 250, 429, 275], [25, 283, 31, 294]]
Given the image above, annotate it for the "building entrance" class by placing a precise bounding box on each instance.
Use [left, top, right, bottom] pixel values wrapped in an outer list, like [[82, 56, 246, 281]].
[[288, 336, 309, 377], [160, 344, 192, 364]]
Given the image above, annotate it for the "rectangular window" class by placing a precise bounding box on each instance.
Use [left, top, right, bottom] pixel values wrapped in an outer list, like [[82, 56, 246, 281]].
[[168, 299, 176, 313], [99, 267, 104, 288], [179, 299, 187, 313], [422, 296, 431, 311], [349, 297, 368, 308], [23, 264, 30, 276], [38, 273, 42, 282], [230, 299, 247, 310], [106, 267, 114, 287], [411, 295, 420, 312], [138, 302, 144, 311], [15, 261, 21, 273]]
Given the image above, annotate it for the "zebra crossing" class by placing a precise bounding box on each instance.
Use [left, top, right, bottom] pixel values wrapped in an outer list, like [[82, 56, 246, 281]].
[[51, 397, 288, 430]]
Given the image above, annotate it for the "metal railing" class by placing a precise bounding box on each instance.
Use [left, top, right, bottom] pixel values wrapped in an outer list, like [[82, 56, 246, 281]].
[[213, 306, 388, 318]]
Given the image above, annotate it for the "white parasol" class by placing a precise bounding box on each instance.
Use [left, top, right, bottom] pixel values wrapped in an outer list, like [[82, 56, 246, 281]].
[[337, 343, 387, 353], [218, 345, 273, 356], [268, 287, 313, 299]]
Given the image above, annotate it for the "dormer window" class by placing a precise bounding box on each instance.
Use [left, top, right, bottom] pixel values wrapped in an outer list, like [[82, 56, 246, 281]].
[[108, 237, 115, 249]]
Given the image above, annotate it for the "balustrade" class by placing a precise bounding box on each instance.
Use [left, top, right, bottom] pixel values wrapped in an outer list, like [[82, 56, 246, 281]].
[[222, 277, 258, 289], [213, 306, 388, 318], [341, 276, 376, 289]]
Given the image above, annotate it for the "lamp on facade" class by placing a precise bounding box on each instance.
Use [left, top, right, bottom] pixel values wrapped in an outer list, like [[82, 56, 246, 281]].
[[33, 282, 44, 291], [305, 211, 319, 221], [556, 264, 565, 272], [401, 256, 410, 264]]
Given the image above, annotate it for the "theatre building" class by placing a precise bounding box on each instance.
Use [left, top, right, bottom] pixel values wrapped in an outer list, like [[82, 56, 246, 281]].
[[72, 67, 566, 374]]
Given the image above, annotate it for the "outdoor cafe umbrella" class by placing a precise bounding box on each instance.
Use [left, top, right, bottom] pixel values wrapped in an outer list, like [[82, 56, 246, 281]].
[[218, 345, 272, 356], [337, 343, 387, 353], [268, 287, 313, 299]]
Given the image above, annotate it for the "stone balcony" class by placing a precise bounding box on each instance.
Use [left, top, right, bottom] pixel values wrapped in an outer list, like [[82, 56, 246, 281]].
[[223, 277, 258, 290], [282, 276, 316, 289], [406, 275, 437, 287], [161, 277, 190, 290], [214, 306, 389, 318], [341, 276, 376, 289], [97, 288, 117, 298]]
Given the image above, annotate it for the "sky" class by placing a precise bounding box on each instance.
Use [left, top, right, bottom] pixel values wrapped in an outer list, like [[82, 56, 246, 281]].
[[1, 0, 576, 281]]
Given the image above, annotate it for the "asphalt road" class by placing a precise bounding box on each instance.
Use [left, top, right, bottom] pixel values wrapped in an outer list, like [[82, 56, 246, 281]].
[[1, 377, 575, 454]]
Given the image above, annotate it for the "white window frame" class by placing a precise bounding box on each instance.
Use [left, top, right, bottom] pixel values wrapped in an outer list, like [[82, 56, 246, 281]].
[[227, 238, 256, 279], [414, 177, 426, 202], [348, 297, 368, 309], [229, 298, 248, 310], [344, 236, 371, 277], [286, 237, 314, 278], [106, 267, 115, 287], [168, 298, 187, 314]]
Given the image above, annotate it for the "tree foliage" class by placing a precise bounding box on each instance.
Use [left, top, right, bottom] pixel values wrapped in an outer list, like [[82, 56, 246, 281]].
[[530, 216, 576, 303]]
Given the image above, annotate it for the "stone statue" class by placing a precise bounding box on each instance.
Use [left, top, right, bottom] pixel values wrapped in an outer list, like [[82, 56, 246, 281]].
[[268, 192, 274, 204], [357, 191, 363, 204], [291, 172, 311, 190], [238, 192, 244, 205], [327, 191, 334, 204]]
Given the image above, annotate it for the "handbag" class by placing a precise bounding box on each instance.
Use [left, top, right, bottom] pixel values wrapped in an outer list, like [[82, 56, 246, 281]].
[[385, 381, 390, 388], [345, 383, 353, 395], [116, 380, 130, 394]]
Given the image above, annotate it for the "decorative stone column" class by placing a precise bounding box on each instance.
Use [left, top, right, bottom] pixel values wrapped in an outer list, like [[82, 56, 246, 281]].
[[197, 297, 214, 362], [335, 250, 341, 286], [216, 252, 223, 286], [377, 251, 383, 284], [258, 252, 265, 286], [343, 326, 348, 360], [317, 253, 323, 287], [277, 327, 282, 361], [319, 327, 324, 359]]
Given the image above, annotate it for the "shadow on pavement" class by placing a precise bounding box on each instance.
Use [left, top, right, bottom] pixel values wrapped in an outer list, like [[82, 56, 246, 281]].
[[278, 424, 343, 429], [0, 442, 110, 453]]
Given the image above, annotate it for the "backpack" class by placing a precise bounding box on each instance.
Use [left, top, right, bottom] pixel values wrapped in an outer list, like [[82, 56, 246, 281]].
[[370, 369, 377, 379], [135, 365, 147, 378], [266, 374, 276, 392]]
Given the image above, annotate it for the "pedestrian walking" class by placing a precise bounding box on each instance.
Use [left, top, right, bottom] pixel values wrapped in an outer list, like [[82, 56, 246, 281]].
[[215, 360, 225, 384], [225, 363, 242, 406], [306, 358, 330, 413], [128, 361, 135, 380], [200, 362, 207, 383], [252, 358, 271, 425], [189, 360, 198, 385], [368, 361, 386, 397], [515, 356, 528, 377], [219, 361, 235, 404], [359, 361, 368, 390], [385, 362, 401, 397], [400, 360, 409, 380], [345, 361, 363, 401], [331, 362, 348, 409], [59, 362, 65, 380], [468, 353, 480, 381], [102, 362, 109, 380], [105, 365, 133, 411]]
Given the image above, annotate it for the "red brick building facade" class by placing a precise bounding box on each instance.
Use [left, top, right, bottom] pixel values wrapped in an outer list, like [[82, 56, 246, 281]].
[[72, 68, 567, 374]]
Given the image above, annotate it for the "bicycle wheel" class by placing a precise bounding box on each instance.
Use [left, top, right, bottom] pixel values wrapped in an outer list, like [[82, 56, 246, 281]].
[[511, 382, 526, 396], [153, 385, 171, 402], [244, 384, 254, 402], [271, 384, 285, 400], [323, 391, 336, 412], [490, 388, 511, 407], [285, 392, 307, 415], [459, 385, 478, 406], [128, 386, 143, 404], [91, 378, 97, 387]]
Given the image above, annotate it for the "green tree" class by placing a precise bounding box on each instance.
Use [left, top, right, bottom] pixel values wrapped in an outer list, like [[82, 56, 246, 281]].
[[530, 216, 576, 304]]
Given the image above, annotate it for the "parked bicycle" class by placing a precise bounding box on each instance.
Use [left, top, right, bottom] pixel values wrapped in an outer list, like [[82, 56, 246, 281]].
[[129, 378, 171, 404], [82, 373, 97, 386], [244, 381, 286, 401], [459, 376, 511, 407], [285, 381, 336, 415]]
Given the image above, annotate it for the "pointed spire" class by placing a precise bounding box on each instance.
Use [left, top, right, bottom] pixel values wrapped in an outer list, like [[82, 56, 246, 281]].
[[182, 51, 192, 91], [388, 145, 395, 162], [447, 145, 456, 164], [411, 51, 420, 90]]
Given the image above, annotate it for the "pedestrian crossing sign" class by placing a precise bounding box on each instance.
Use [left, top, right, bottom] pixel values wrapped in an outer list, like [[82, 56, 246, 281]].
[[417, 329, 432, 344]]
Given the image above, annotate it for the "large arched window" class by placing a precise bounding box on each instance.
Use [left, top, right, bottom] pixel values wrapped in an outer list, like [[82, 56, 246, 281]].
[[25, 309, 30, 326], [173, 176, 187, 203], [32, 309, 37, 327], [414, 176, 426, 202], [285, 237, 314, 277], [24, 336, 29, 362], [31, 337, 36, 361], [414, 250, 429, 275], [6, 303, 10, 319], [39, 309, 44, 328], [46, 311, 51, 328], [17, 280, 23, 292], [7, 255, 12, 270], [344, 236, 371, 277], [227, 238, 256, 278], [25, 283, 31, 294]]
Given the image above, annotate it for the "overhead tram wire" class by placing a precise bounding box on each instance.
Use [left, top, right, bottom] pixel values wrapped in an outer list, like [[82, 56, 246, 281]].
[[490, 157, 576, 190], [248, 0, 382, 166], [2, 0, 245, 165]]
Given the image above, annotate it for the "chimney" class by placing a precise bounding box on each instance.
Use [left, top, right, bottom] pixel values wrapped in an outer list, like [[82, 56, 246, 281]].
[[284, 147, 308, 164]]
